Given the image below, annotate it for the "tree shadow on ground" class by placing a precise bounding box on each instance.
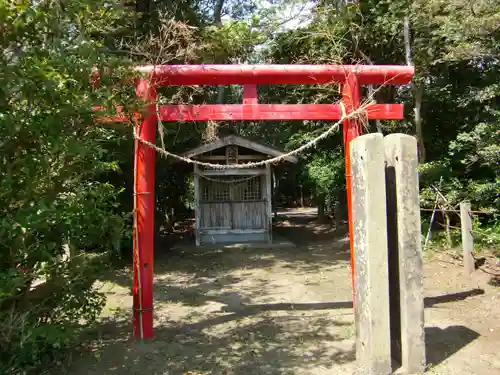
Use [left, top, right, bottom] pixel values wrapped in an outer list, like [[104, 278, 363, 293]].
[[70, 301, 356, 375], [69, 288, 485, 375], [65, 283, 487, 375], [101, 212, 350, 295], [425, 326, 480, 368], [87, 211, 488, 374], [75, 214, 357, 374], [273, 213, 348, 246]]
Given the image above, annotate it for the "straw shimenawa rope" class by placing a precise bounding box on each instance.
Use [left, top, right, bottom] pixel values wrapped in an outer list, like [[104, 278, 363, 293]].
[[133, 100, 372, 169], [197, 174, 258, 184]]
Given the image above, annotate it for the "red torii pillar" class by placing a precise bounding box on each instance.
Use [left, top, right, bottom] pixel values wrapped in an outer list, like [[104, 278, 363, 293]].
[[93, 64, 414, 339], [342, 73, 362, 297], [133, 79, 157, 339]]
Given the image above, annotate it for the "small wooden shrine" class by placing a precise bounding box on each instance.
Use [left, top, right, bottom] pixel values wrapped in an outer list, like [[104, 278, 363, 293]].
[[183, 135, 298, 245]]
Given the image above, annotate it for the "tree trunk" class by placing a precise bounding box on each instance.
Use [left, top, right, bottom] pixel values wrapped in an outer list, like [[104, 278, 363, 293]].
[[413, 82, 426, 162], [352, 37, 382, 133], [317, 195, 327, 222], [135, 0, 150, 13], [334, 190, 348, 227], [334, 201, 342, 228], [368, 85, 383, 133], [403, 16, 426, 162], [272, 171, 279, 219], [213, 0, 226, 134], [164, 207, 175, 233], [214, 0, 224, 25]]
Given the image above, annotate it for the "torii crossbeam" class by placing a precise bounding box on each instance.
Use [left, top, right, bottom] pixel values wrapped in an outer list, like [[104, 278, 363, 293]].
[[92, 64, 414, 339]]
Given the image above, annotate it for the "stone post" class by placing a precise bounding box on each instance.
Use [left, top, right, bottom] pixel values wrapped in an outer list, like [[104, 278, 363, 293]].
[[384, 134, 426, 373], [350, 133, 392, 375]]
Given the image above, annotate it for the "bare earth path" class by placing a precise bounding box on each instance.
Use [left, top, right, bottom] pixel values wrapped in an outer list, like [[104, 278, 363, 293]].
[[65, 210, 500, 375]]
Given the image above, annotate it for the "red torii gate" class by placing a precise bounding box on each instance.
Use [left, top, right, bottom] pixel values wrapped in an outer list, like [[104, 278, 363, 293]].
[[93, 64, 414, 339]]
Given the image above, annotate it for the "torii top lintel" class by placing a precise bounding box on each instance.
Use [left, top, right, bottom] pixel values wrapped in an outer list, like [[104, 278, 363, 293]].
[[135, 64, 414, 86], [93, 64, 414, 123]]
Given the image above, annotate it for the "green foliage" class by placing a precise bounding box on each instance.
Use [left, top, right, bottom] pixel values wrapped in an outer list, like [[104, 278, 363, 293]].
[[0, 1, 132, 372], [0, 254, 107, 373], [306, 149, 346, 209], [202, 20, 265, 62], [472, 216, 500, 252]]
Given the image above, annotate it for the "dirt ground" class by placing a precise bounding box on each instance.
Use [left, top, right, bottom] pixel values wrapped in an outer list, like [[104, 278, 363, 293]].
[[62, 210, 500, 375]]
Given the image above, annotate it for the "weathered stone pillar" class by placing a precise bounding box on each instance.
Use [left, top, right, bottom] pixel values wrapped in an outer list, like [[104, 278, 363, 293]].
[[350, 133, 392, 375], [384, 134, 426, 373]]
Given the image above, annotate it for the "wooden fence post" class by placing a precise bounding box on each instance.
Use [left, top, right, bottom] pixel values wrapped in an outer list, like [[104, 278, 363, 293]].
[[460, 201, 475, 275], [193, 164, 201, 246], [350, 133, 392, 375]]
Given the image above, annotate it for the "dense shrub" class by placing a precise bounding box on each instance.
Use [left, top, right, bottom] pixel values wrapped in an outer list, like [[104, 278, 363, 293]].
[[0, 2, 132, 372]]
